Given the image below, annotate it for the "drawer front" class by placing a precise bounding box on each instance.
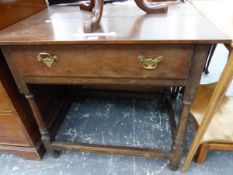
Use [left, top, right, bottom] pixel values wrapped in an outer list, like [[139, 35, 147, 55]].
[[0, 81, 14, 113], [10, 45, 193, 80], [0, 114, 29, 146]]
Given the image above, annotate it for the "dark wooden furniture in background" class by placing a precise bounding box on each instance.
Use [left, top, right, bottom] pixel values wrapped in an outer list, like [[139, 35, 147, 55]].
[[0, 0, 46, 29], [0, 52, 43, 160], [0, 0, 47, 160], [0, 2, 230, 170]]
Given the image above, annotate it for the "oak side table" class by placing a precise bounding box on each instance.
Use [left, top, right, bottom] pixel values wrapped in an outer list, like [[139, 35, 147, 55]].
[[0, 2, 230, 170]]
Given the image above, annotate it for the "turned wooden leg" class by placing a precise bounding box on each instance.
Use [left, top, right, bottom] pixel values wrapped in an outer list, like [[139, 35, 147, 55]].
[[169, 102, 191, 170], [25, 94, 59, 158], [169, 45, 210, 170], [40, 128, 59, 158], [80, 0, 95, 11], [83, 0, 104, 33]]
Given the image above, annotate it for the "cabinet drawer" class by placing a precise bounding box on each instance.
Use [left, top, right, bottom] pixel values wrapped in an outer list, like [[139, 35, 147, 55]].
[[9, 45, 193, 80], [0, 81, 13, 113], [0, 114, 29, 146]]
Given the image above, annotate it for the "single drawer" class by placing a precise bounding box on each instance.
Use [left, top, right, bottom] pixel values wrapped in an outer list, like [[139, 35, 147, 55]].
[[0, 81, 13, 113], [8, 45, 193, 80], [0, 114, 29, 146]]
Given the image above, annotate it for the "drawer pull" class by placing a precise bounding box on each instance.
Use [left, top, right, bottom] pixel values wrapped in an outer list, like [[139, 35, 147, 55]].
[[37, 52, 58, 68], [138, 54, 163, 70]]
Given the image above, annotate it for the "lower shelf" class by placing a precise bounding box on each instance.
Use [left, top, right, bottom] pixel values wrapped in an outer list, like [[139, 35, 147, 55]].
[[50, 91, 181, 159]]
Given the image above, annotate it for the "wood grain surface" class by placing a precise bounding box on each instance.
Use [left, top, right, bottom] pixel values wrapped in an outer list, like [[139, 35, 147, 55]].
[[0, 0, 46, 30], [5, 44, 193, 80], [0, 1, 230, 170], [0, 2, 230, 45]]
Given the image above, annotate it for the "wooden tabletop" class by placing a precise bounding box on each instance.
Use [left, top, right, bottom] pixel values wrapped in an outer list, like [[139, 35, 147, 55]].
[[191, 0, 233, 39], [0, 2, 230, 45]]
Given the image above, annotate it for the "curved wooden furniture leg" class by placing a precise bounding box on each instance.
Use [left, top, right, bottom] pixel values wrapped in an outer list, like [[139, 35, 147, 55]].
[[84, 0, 104, 33], [80, 0, 95, 11], [169, 45, 210, 170], [203, 44, 217, 74], [134, 0, 168, 14]]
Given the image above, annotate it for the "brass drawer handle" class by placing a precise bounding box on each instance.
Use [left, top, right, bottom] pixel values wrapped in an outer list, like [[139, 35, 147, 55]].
[[138, 53, 163, 70], [37, 52, 58, 68]]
